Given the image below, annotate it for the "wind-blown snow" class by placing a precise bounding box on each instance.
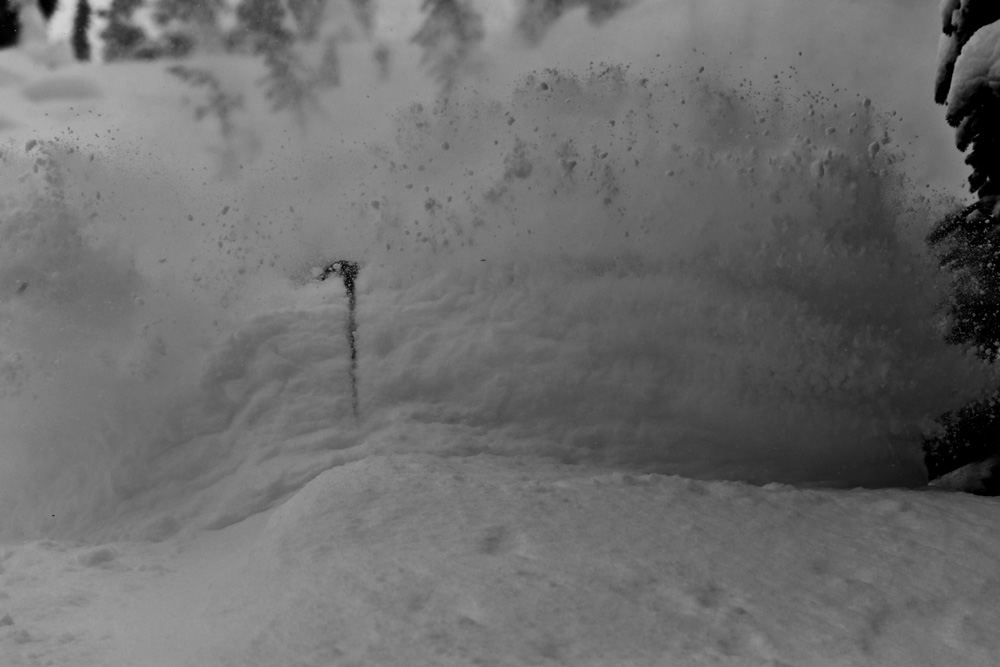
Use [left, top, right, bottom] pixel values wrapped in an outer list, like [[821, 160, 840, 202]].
[[0, 0, 994, 665]]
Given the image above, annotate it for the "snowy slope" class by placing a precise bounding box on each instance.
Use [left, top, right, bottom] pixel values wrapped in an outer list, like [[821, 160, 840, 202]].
[[0, 455, 998, 666], [0, 0, 995, 665]]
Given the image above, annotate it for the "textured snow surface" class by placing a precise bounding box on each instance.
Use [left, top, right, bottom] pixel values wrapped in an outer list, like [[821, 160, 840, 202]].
[[0, 0, 993, 665], [0, 455, 998, 666]]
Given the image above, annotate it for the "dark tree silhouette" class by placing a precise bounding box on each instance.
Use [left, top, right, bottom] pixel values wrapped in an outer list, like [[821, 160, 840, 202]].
[[91, 0, 638, 110], [99, 0, 156, 60], [0, 0, 61, 50], [37, 0, 56, 18], [412, 0, 484, 91], [72, 0, 90, 60], [409, 0, 636, 91], [0, 0, 20, 49], [516, 0, 634, 44]]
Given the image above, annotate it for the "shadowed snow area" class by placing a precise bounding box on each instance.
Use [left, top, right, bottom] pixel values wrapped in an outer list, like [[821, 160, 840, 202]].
[[0, 0, 994, 665]]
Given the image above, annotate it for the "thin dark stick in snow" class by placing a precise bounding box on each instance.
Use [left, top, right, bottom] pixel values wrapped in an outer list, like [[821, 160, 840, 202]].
[[320, 260, 360, 418]]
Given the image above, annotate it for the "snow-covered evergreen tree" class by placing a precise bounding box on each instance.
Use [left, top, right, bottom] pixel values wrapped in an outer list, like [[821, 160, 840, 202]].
[[925, 0, 1000, 491], [931, 0, 1000, 359]]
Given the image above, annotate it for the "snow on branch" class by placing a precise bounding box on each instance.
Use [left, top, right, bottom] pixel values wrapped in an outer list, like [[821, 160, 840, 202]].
[[935, 0, 1000, 202], [935, 0, 1000, 104]]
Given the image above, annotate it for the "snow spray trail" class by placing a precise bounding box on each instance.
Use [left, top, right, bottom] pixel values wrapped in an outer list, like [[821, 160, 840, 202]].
[[352, 64, 992, 487], [0, 53, 991, 541]]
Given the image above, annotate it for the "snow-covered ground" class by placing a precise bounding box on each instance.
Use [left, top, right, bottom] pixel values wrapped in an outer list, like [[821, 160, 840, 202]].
[[0, 0, 996, 665], [1, 455, 999, 666]]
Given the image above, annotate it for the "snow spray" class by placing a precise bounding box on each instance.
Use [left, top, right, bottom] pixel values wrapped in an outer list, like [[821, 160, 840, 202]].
[[0, 1, 993, 541]]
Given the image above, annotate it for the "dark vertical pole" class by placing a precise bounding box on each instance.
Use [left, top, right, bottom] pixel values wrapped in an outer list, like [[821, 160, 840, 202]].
[[321, 261, 360, 418]]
